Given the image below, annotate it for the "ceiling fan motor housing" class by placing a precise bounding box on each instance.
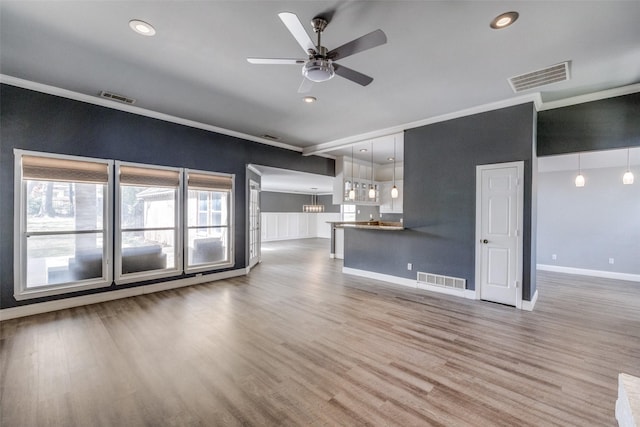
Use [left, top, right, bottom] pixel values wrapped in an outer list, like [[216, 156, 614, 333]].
[[303, 59, 335, 82]]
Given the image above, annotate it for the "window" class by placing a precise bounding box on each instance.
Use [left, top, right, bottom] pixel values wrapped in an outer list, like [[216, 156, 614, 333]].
[[342, 204, 356, 221], [116, 162, 182, 283], [14, 151, 112, 299], [15, 151, 235, 299], [185, 170, 234, 271]]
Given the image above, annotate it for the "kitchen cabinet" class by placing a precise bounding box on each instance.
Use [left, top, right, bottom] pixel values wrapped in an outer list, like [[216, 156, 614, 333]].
[[333, 157, 380, 205], [379, 180, 403, 213]]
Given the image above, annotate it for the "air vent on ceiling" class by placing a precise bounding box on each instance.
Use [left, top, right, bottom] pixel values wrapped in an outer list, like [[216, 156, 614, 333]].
[[262, 134, 280, 140], [100, 91, 136, 105], [508, 61, 571, 93]]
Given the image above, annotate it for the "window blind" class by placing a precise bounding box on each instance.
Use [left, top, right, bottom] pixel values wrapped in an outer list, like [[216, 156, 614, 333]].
[[22, 155, 109, 183], [119, 165, 181, 187], [188, 172, 233, 191]]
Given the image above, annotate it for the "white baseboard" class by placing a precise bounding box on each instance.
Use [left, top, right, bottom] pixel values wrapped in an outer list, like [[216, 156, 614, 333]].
[[342, 267, 476, 300], [343, 267, 417, 288], [522, 289, 538, 311], [537, 264, 640, 282], [0, 268, 247, 321]]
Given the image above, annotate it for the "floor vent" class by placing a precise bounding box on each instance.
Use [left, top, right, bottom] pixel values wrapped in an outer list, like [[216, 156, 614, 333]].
[[417, 272, 466, 290], [100, 91, 136, 105], [508, 61, 570, 93]]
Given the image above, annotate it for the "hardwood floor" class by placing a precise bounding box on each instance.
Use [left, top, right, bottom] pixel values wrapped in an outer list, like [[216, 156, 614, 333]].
[[1, 238, 639, 426]]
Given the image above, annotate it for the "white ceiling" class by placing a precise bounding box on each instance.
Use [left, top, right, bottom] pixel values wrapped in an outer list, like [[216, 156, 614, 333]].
[[2, 1, 639, 193], [1, 1, 639, 157], [252, 165, 335, 194]]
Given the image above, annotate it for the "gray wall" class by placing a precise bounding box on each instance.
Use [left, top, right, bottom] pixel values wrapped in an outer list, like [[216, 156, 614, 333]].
[[538, 166, 640, 274], [345, 103, 537, 299], [0, 84, 334, 309], [538, 92, 640, 156], [261, 192, 339, 213]]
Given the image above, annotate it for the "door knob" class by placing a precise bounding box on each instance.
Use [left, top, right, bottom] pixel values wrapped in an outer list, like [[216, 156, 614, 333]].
[[482, 239, 489, 244]]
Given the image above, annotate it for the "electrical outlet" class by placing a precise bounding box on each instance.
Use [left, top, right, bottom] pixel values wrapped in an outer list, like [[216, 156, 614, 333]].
[[609, 258, 615, 264], [407, 263, 412, 271], [552, 254, 557, 260]]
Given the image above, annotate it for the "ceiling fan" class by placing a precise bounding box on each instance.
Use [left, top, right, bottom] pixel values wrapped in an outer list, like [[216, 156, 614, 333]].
[[247, 12, 387, 93]]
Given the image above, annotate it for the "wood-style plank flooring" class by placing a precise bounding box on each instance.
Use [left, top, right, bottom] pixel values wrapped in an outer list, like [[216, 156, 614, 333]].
[[1, 238, 639, 426]]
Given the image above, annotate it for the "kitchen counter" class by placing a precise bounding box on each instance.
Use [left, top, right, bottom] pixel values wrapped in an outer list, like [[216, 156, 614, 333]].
[[328, 220, 404, 231], [327, 221, 404, 259]]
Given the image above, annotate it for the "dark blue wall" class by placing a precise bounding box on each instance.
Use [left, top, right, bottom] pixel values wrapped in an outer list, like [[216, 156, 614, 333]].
[[538, 92, 640, 156], [261, 192, 340, 213], [345, 103, 537, 299], [0, 84, 334, 309]]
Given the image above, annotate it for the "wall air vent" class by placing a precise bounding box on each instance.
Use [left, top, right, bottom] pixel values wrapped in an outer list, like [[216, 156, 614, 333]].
[[100, 91, 136, 105], [508, 61, 571, 93], [417, 272, 466, 290]]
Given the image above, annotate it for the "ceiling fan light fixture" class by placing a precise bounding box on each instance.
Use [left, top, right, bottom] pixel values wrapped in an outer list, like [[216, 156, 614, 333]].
[[490, 11, 519, 29], [303, 59, 335, 82], [129, 19, 156, 36]]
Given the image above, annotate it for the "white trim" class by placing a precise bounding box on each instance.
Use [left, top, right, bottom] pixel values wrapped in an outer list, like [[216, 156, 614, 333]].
[[0, 268, 247, 321], [538, 83, 640, 111], [13, 149, 114, 300], [522, 290, 538, 311], [114, 160, 184, 285], [343, 267, 477, 300], [475, 161, 525, 309], [537, 264, 640, 282], [343, 267, 418, 288], [302, 94, 542, 156], [417, 282, 477, 300], [0, 74, 303, 153], [247, 164, 263, 176]]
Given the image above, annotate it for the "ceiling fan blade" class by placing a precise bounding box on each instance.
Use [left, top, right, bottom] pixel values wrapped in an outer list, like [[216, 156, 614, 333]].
[[247, 58, 306, 65], [297, 77, 314, 93], [328, 29, 387, 61], [333, 64, 374, 86], [278, 12, 316, 54]]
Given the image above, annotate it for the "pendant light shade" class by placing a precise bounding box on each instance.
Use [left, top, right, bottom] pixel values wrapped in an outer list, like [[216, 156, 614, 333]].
[[575, 153, 585, 187], [623, 148, 634, 185], [391, 185, 399, 198], [391, 137, 399, 199], [368, 141, 376, 199], [348, 146, 355, 200]]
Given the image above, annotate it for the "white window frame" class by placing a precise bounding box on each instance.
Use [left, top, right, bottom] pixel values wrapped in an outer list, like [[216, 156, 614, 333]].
[[184, 169, 235, 273], [115, 161, 183, 285], [13, 149, 114, 300]]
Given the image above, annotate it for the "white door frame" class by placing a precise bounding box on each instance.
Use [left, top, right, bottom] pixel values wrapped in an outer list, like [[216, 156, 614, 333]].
[[248, 179, 261, 270], [474, 161, 524, 309]]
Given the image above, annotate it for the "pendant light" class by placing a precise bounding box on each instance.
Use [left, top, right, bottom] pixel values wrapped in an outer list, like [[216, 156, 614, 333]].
[[391, 137, 399, 198], [368, 141, 376, 199], [623, 148, 634, 185], [348, 146, 355, 200], [575, 153, 585, 187], [303, 189, 324, 212]]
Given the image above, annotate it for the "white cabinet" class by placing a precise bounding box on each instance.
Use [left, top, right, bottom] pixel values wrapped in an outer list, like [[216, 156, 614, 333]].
[[333, 156, 380, 205], [379, 180, 403, 213]]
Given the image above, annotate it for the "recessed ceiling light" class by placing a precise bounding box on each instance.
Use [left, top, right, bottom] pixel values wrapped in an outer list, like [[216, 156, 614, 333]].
[[387, 157, 394, 161], [129, 19, 156, 36], [490, 11, 519, 29], [302, 96, 317, 103], [359, 148, 368, 152]]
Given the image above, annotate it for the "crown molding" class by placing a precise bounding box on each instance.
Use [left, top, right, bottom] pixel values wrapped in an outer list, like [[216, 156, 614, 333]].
[[537, 83, 640, 111], [0, 74, 304, 153], [302, 93, 542, 156]]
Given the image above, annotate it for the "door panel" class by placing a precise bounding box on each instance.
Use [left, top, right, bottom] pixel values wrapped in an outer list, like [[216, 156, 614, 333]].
[[478, 163, 522, 306]]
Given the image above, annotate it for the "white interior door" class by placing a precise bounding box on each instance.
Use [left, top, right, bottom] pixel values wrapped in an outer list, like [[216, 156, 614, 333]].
[[476, 162, 523, 307], [249, 180, 261, 268]]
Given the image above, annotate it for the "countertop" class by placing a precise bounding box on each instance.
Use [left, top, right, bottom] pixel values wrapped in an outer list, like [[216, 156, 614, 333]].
[[327, 221, 404, 231]]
